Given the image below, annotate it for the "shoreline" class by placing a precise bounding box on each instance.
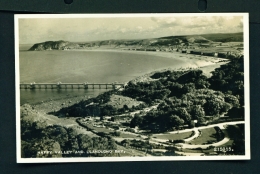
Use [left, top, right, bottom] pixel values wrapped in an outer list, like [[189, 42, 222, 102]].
[[20, 47, 229, 110], [20, 48, 227, 84], [68, 48, 227, 63]]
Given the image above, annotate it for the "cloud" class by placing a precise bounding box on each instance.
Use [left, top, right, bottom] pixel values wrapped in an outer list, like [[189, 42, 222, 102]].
[[152, 16, 241, 28], [19, 16, 244, 44], [150, 16, 244, 36]]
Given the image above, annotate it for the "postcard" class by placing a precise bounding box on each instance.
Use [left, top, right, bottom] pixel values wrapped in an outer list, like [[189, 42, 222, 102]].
[[15, 13, 250, 163]]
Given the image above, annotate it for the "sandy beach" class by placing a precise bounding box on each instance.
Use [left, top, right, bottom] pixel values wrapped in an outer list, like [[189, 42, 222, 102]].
[[69, 48, 227, 69], [74, 48, 227, 83]]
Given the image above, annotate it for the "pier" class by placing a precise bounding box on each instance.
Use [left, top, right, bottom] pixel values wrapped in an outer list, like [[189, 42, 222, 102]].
[[20, 82, 125, 90]]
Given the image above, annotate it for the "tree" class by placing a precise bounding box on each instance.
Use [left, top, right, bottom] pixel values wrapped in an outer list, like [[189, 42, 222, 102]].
[[130, 115, 143, 128], [169, 115, 184, 129], [197, 117, 206, 125], [188, 120, 195, 128], [190, 105, 205, 119], [174, 107, 191, 122], [224, 94, 240, 108], [123, 104, 129, 111], [113, 131, 121, 137], [182, 83, 195, 93], [168, 83, 183, 97]]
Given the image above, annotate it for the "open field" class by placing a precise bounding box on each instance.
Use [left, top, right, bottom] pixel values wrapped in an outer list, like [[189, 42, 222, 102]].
[[106, 94, 143, 108], [117, 132, 139, 139]]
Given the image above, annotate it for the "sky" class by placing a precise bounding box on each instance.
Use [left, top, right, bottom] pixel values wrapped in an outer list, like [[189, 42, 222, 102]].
[[18, 15, 244, 44]]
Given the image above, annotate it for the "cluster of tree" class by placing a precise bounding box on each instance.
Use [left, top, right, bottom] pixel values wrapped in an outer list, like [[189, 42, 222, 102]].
[[123, 69, 210, 102], [150, 70, 186, 80], [209, 56, 244, 105], [127, 56, 244, 131], [122, 80, 171, 104], [129, 88, 239, 132], [225, 124, 245, 155], [21, 105, 117, 158], [101, 103, 147, 117]]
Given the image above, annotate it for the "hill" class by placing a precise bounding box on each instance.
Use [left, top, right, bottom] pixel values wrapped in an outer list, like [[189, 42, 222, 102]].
[[28, 40, 77, 51], [28, 32, 243, 51]]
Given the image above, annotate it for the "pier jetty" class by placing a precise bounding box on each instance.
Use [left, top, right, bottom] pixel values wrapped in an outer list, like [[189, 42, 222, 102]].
[[20, 82, 125, 90]]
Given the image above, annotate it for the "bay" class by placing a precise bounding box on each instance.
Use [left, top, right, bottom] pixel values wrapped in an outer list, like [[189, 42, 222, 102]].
[[19, 47, 189, 104], [19, 50, 185, 83]]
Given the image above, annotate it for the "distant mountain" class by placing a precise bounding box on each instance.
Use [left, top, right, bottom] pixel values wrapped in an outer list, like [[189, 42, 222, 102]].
[[199, 32, 243, 42], [157, 32, 243, 44], [28, 32, 243, 51]]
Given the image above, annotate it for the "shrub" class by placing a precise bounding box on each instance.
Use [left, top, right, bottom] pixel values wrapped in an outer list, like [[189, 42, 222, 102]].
[[173, 139, 185, 143]]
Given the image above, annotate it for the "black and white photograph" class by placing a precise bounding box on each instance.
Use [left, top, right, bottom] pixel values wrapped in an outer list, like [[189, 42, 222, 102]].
[[15, 13, 250, 162]]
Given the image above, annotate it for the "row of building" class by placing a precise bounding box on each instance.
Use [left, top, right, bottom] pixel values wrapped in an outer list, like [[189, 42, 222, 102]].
[[126, 47, 240, 58]]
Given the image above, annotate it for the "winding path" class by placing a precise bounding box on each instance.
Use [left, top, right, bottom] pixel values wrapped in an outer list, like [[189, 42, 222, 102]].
[[184, 129, 200, 142], [150, 121, 244, 149]]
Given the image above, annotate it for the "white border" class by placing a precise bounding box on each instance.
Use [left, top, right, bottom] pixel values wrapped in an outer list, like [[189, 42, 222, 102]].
[[15, 13, 250, 163]]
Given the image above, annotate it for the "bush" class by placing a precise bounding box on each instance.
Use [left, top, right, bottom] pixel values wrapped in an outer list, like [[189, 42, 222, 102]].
[[125, 128, 135, 133], [173, 139, 185, 143], [112, 131, 121, 137]]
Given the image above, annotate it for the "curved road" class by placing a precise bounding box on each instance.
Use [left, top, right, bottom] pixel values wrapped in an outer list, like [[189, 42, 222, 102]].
[[151, 121, 245, 149]]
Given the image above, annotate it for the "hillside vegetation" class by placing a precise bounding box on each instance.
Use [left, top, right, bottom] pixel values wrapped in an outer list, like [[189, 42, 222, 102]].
[[21, 104, 117, 158]]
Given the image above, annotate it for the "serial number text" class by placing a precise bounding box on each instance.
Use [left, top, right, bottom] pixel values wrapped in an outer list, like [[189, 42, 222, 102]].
[[214, 147, 234, 152]]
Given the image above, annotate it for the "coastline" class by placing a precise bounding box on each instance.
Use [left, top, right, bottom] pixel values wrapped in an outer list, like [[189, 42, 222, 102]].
[[20, 48, 229, 130], [20, 47, 227, 84], [21, 61, 228, 130], [19, 50, 241, 158]]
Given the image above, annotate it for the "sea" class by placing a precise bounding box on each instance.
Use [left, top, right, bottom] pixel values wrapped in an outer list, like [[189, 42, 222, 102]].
[[19, 44, 186, 105]]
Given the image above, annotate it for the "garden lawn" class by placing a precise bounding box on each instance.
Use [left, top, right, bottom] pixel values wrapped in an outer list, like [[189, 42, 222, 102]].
[[84, 123, 113, 133], [190, 127, 217, 145], [154, 131, 192, 141], [118, 132, 139, 138]]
